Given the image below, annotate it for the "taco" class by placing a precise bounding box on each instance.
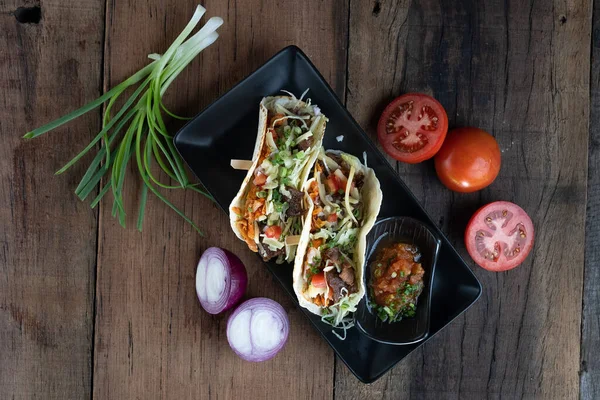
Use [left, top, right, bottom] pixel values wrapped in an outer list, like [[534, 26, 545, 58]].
[[229, 92, 327, 263], [293, 148, 382, 327]]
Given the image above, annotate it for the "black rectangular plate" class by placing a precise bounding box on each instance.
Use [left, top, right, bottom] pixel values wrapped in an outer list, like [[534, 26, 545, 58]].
[[174, 46, 482, 383]]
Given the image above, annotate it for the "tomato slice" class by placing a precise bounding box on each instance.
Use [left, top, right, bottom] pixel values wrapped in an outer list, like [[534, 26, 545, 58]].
[[465, 201, 534, 272], [377, 93, 448, 163], [265, 225, 282, 239], [311, 272, 327, 288]]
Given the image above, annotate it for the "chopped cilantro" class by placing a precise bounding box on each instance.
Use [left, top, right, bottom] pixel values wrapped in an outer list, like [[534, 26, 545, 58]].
[[274, 201, 288, 212], [272, 190, 282, 202]]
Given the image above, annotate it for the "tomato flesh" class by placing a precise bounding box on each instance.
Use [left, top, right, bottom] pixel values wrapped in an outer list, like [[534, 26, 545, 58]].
[[311, 272, 327, 288], [253, 171, 267, 186], [265, 225, 282, 239], [326, 175, 345, 193], [434, 127, 501, 193], [465, 201, 534, 272], [377, 93, 448, 163]]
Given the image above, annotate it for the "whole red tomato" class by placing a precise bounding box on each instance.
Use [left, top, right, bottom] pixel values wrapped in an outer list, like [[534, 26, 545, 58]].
[[434, 127, 501, 192]]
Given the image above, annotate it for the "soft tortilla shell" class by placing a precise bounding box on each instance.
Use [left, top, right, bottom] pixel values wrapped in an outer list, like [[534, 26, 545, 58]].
[[292, 152, 383, 315]]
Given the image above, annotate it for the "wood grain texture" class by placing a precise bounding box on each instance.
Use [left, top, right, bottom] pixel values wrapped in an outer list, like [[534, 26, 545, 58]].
[[336, 0, 591, 399], [92, 1, 347, 399], [0, 0, 104, 398], [581, 1, 600, 399]]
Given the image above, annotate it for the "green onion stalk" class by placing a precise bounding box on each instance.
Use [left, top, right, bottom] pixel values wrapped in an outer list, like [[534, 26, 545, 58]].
[[24, 5, 222, 235]]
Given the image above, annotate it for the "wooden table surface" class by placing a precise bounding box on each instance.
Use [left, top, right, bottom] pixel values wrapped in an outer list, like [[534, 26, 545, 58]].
[[1, 0, 597, 399]]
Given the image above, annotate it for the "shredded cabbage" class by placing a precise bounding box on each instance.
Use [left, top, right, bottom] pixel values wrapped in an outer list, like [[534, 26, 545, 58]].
[[295, 131, 313, 144], [267, 211, 280, 224], [279, 184, 291, 199], [312, 228, 334, 240], [344, 166, 357, 224], [266, 129, 278, 150], [298, 88, 310, 102], [334, 168, 347, 182], [308, 115, 323, 134], [320, 152, 339, 171], [253, 221, 260, 243], [281, 217, 294, 236], [285, 243, 296, 263], [260, 159, 278, 176], [320, 292, 359, 336], [262, 237, 284, 250], [337, 227, 358, 246], [263, 174, 278, 190]]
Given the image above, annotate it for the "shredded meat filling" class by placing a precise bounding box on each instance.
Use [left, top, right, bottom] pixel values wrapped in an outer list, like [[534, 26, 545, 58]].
[[285, 187, 304, 217]]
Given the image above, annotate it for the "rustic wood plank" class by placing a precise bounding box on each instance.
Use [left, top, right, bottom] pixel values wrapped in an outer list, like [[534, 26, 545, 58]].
[[92, 1, 347, 399], [581, 1, 600, 398], [336, 0, 590, 398], [0, 0, 104, 398]]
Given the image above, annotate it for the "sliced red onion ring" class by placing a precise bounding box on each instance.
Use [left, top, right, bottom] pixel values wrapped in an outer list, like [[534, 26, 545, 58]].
[[196, 247, 248, 314], [227, 298, 289, 362]]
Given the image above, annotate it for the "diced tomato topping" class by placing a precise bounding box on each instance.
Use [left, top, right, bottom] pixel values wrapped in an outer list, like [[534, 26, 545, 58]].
[[311, 272, 327, 289], [327, 213, 338, 222], [253, 171, 267, 186], [265, 225, 282, 239], [325, 177, 337, 192], [326, 176, 344, 193]]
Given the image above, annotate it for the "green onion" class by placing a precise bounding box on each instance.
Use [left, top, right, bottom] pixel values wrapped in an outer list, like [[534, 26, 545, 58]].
[[23, 6, 223, 234]]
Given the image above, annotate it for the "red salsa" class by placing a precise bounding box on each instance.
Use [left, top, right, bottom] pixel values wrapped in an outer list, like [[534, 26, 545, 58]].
[[369, 242, 425, 322]]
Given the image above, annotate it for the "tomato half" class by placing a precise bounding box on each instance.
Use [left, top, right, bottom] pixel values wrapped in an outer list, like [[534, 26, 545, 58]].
[[311, 272, 327, 288], [377, 93, 448, 163], [465, 201, 534, 272], [265, 225, 282, 239], [434, 127, 501, 192]]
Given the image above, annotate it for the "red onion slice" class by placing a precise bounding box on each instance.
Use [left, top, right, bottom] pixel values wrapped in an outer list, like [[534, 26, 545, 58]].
[[227, 298, 289, 362], [196, 247, 248, 314]]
